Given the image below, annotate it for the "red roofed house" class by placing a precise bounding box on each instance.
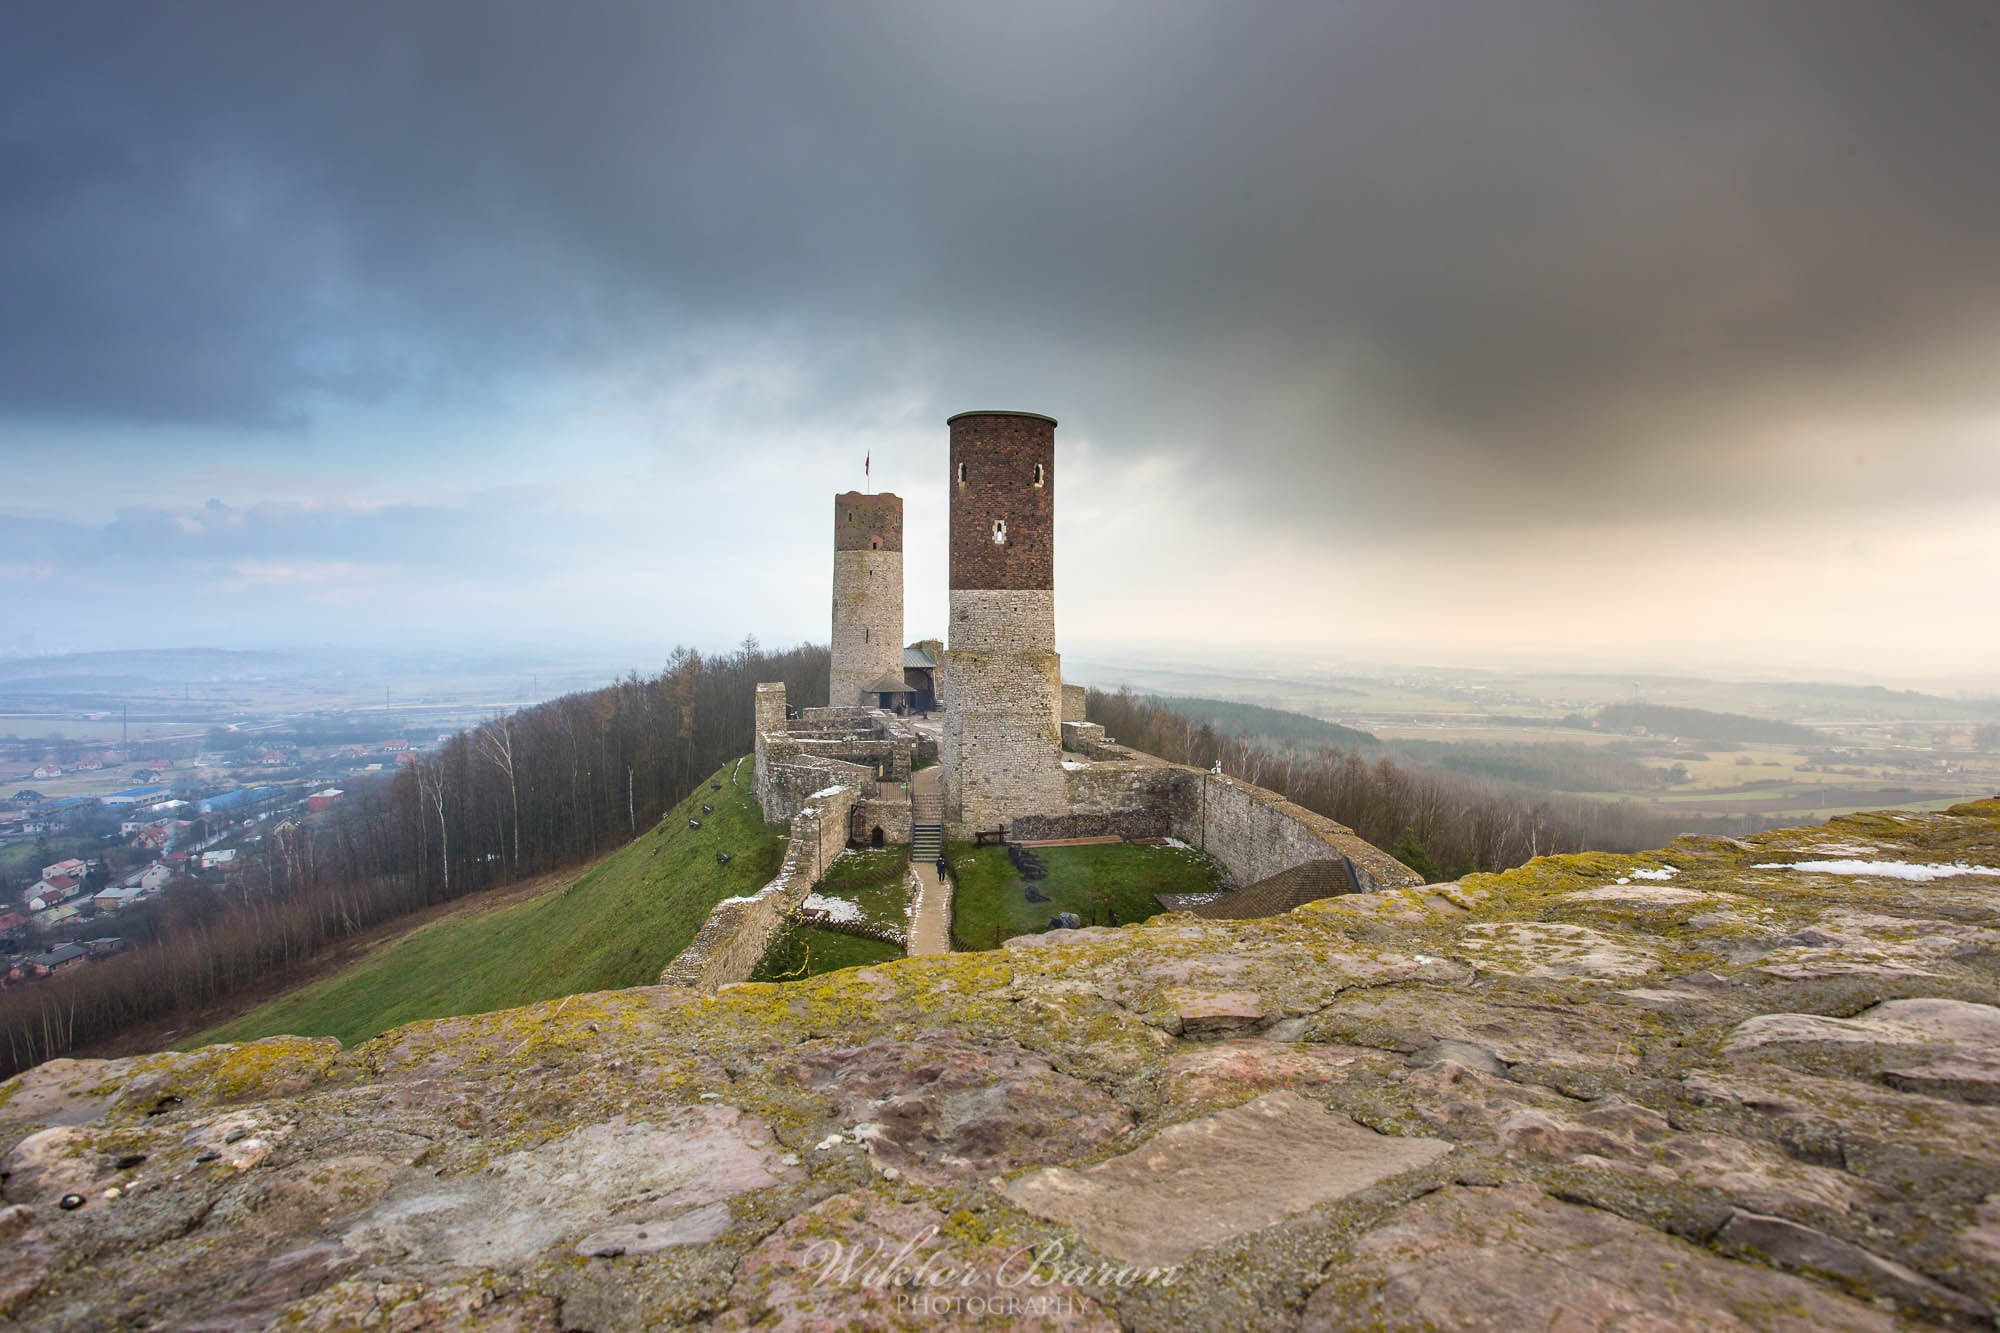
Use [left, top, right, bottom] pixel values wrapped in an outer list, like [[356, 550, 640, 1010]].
[[27, 874, 82, 912]]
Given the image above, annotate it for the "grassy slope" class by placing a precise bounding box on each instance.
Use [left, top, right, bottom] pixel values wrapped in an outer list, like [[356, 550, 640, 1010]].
[[749, 926, 901, 982], [949, 841, 1223, 950], [191, 757, 785, 1049], [748, 847, 911, 982], [815, 847, 911, 932]]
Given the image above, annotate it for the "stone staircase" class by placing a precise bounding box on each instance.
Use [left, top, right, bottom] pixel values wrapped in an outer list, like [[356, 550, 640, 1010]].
[[911, 790, 944, 864]]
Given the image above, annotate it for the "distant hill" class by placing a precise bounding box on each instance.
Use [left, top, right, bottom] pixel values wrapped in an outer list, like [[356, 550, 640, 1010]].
[[191, 757, 785, 1049], [1595, 703, 1822, 745], [0, 648, 300, 692], [1153, 696, 1378, 749]]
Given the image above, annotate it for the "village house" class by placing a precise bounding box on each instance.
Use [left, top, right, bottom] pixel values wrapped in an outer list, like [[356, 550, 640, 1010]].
[[26, 874, 83, 912], [23, 943, 87, 976]]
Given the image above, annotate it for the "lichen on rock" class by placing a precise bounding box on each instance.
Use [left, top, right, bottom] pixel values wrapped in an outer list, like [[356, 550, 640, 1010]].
[[0, 799, 1995, 1327]]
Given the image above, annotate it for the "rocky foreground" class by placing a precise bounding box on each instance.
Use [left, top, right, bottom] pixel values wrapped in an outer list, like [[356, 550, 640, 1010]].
[[5, 804, 2000, 1329]]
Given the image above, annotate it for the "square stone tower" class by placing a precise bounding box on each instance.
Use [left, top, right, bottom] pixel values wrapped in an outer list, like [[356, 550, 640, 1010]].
[[939, 411, 1067, 835], [830, 491, 905, 708]]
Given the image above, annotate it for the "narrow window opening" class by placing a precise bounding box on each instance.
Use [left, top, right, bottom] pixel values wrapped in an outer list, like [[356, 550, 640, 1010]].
[[956, 461, 967, 484], [869, 535, 882, 550], [992, 518, 1007, 545], [1032, 462, 1045, 487]]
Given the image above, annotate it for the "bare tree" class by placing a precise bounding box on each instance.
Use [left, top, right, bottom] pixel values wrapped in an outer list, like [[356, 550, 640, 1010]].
[[414, 753, 452, 899], [475, 714, 522, 874]]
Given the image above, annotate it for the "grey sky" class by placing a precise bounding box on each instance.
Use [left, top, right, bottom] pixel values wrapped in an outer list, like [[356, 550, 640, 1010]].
[[3, 2, 1996, 680]]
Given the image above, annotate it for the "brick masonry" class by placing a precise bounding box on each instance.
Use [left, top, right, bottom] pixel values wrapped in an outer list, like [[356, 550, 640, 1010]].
[[830, 493, 905, 708], [943, 410, 1066, 836], [948, 411, 1055, 591], [834, 491, 902, 552]]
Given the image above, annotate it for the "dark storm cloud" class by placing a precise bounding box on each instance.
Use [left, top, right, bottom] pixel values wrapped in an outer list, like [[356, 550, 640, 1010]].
[[5, 1, 1998, 527]]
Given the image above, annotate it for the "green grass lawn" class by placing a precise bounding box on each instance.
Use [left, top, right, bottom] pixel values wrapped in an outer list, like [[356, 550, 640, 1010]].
[[949, 840, 1223, 950], [749, 923, 901, 982], [0, 842, 43, 878], [814, 847, 910, 933], [190, 757, 786, 1049]]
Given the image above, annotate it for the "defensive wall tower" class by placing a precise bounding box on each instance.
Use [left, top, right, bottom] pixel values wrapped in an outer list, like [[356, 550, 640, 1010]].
[[829, 491, 905, 708], [939, 410, 1068, 834]]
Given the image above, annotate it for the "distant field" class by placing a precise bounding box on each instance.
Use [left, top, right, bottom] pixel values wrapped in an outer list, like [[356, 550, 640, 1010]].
[[949, 841, 1222, 950], [190, 756, 784, 1049]]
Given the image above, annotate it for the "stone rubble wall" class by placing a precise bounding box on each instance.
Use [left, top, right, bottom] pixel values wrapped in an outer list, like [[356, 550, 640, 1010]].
[[759, 754, 877, 826], [829, 548, 904, 707], [945, 589, 1057, 654], [1061, 682, 1088, 724], [659, 785, 859, 991], [753, 684, 916, 824], [939, 647, 1068, 837], [1173, 770, 1421, 893], [853, 794, 913, 845], [1041, 744, 1421, 892]]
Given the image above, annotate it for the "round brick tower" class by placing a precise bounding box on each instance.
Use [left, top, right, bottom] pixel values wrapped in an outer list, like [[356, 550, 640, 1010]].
[[829, 491, 905, 708], [940, 411, 1068, 834]]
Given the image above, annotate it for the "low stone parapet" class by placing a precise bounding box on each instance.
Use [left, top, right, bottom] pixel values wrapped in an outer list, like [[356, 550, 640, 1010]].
[[659, 784, 858, 990]]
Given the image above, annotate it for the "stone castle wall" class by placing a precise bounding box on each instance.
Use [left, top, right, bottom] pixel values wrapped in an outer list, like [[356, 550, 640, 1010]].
[[940, 648, 1069, 836], [760, 753, 877, 825], [948, 590, 1057, 654], [943, 411, 1065, 835], [829, 548, 904, 706], [1061, 683, 1088, 725], [1028, 737, 1424, 895], [1176, 772, 1419, 894], [853, 793, 912, 845], [659, 784, 858, 991], [753, 684, 916, 833]]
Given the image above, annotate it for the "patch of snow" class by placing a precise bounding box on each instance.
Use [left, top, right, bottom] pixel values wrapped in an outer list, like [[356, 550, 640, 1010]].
[[809, 784, 846, 798], [1061, 759, 1088, 770], [1753, 860, 2000, 882], [813, 1134, 844, 1152], [1161, 837, 1194, 851], [1628, 866, 1679, 881], [1413, 954, 1443, 965], [802, 893, 862, 923]]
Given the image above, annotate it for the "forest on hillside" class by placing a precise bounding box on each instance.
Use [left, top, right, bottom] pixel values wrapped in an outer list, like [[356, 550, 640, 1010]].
[[0, 641, 828, 1078], [1592, 703, 1822, 745], [1086, 689, 1779, 880]]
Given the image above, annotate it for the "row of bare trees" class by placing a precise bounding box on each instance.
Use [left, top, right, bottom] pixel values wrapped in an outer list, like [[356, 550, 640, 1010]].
[[0, 640, 829, 1079], [1086, 689, 1779, 879]]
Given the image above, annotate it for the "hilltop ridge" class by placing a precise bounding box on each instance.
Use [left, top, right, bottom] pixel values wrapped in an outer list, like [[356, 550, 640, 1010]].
[[0, 801, 1998, 1326]]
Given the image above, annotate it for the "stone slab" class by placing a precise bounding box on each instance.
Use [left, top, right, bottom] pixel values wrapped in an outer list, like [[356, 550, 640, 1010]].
[[1306, 1184, 1896, 1331], [1001, 1090, 1449, 1268]]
